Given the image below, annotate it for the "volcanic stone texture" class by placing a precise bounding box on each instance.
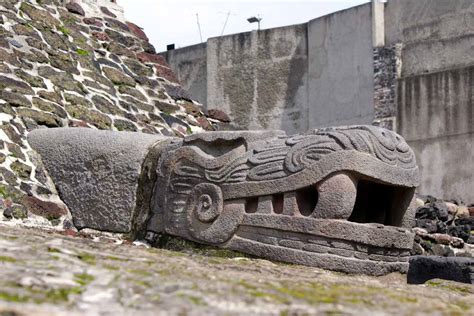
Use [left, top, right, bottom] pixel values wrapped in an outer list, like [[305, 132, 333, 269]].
[[28, 128, 171, 234], [408, 256, 474, 284], [0, 0, 227, 229]]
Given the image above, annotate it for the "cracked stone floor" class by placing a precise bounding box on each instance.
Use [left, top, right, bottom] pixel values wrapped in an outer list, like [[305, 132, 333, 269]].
[[0, 223, 472, 316]]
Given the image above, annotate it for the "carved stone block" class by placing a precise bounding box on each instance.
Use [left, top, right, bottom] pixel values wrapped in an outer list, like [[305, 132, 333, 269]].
[[28, 128, 170, 233], [29, 125, 420, 275], [146, 126, 420, 275]]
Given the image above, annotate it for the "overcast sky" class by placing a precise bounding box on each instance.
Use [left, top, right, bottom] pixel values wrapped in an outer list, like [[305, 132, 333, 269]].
[[118, 0, 370, 52]]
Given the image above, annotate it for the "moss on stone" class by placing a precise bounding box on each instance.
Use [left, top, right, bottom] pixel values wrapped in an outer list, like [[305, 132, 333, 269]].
[[426, 280, 473, 294], [177, 293, 207, 306], [16, 108, 61, 128], [0, 291, 29, 303], [10, 160, 32, 180], [0, 185, 25, 203], [77, 252, 96, 265], [104, 264, 119, 271], [76, 48, 89, 56], [41, 287, 82, 303], [58, 26, 70, 36], [0, 255, 17, 263], [9, 205, 28, 219], [74, 273, 95, 286], [128, 269, 152, 277], [105, 255, 130, 262]]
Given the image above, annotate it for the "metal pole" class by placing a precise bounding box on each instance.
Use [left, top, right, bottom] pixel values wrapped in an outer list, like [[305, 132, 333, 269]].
[[196, 13, 203, 43], [221, 11, 231, 36]]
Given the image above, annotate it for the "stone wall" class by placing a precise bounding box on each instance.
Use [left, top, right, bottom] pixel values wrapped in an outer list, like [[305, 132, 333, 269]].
[[206, 25, 308, 135], [0, 0, 226, 229], [307, 4, 374, 128], [372, 44, 401, 130], [162, 4, 374, 134], [387, 0, 474, 202], [160, 43, 208, 105]]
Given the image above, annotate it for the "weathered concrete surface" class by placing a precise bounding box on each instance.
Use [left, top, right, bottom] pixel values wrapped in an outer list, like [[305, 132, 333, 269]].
[[0, 224, 473, 315], [398, 66, 474, 202], [164, 3, 375, 133], [206, 25, 309, 134], [395, 9, 474, 78], [27, 128, 170, 234], [384, 0, 474, 45], [161, 43, 208, 105], [307, 3, 374, 128], [390, 0, 474, 203]]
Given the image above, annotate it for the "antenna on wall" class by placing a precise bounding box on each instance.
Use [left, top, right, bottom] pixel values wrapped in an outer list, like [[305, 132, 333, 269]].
[[219, 11, 237, 36], [196, 13, 203, 43]]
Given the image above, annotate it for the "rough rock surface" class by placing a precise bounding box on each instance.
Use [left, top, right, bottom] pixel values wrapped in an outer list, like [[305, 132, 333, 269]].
[[28, 128, 172, 234], [411, 196, 474, 257], [0, 0, 228, 228], [0, 224, 473, 315], [408, 256, 474, 284]]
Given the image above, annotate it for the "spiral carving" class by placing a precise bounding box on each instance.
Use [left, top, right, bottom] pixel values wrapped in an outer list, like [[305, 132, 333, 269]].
[[186, 183, 244, 244], [187, 183, 223, 223]]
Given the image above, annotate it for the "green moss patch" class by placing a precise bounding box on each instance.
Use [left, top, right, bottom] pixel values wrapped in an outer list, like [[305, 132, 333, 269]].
[[74, 273, 95, 286], [77, 253, 96, 265], [0, 256, 17, 263], [58, 26, 70, 36], [76, 49, 89, 56]]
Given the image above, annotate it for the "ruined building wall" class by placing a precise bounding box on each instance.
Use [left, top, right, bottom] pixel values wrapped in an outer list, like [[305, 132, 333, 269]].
[[163, 43, 208, 106], [307, 4, 374, 128], [386, 0, 474, 202], [0, 0, 224, 229], [206, 24, 308, 135], [161, 4, 373, 134]]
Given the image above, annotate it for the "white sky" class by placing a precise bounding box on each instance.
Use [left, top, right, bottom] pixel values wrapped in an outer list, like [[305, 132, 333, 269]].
[[118, 0, 370, 52]]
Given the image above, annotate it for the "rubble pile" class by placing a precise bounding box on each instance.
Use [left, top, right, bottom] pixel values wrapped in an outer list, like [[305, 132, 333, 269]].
[[412, 195, 473, 257]]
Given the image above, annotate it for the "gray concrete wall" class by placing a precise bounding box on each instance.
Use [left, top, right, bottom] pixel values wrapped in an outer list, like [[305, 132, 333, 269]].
[[160, 43, 208, 105], [392, 0, 474, 202], [384, 0, 474, 45], [162, 4, 375, 133], [398, 67, 474, 202], [207, 25, 308, 134], [307, 4, 374, 128]]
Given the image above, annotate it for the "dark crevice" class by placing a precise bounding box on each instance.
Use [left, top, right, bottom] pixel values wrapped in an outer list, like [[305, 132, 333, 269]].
[[348, 180, 413, 227], [245, 197, 259, 213], [296, 186, 318, 216], [272, 194, 284, 214]]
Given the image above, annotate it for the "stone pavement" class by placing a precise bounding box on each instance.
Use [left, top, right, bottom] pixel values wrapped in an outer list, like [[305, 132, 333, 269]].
[[0, 224, 472, 315]]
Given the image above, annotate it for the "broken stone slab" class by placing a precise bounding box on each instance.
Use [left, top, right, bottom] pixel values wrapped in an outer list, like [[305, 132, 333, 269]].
[[407, 256, 474, 284], [28, 128, 175, 235]]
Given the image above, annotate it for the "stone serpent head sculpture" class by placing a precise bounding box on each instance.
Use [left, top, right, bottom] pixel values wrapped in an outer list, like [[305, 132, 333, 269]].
[[29, 125, 419, 276]]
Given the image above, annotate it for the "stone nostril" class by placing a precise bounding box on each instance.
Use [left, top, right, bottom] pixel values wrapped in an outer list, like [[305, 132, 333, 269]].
[[244, 197, 259, 214], [272, 193, 284, 214]]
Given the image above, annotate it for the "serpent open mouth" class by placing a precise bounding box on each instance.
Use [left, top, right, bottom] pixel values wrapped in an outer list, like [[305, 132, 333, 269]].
[[148, 126, 420, 275]]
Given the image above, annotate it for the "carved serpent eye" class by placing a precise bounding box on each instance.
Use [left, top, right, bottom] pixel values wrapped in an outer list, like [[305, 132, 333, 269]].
[[187, 183, 223, 224], [196, 193, 218, 222], [186, 183, 244, 244]]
